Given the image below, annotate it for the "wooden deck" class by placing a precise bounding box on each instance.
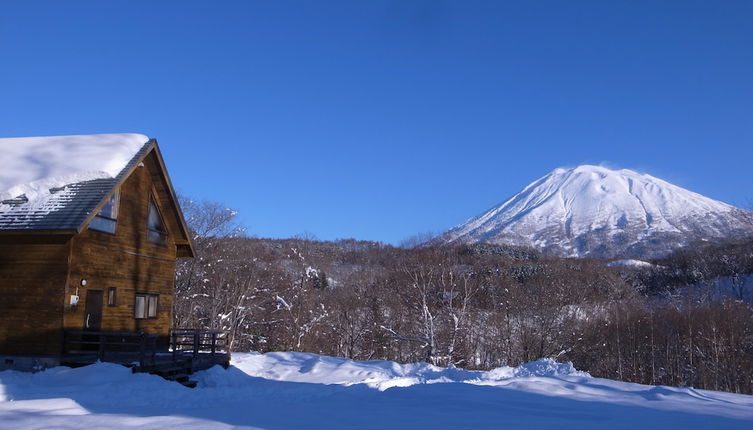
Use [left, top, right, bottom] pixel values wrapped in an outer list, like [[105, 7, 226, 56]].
[[63, 329, 230, 387]]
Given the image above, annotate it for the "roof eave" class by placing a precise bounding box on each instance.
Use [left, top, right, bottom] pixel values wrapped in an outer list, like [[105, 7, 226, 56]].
[[149, 142, 196, 258], [0, 229, 77, 235]]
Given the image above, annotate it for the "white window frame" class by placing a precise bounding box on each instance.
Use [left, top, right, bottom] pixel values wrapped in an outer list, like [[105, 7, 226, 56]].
[[134, 293, 158, 319], [89, 190, 120, 234], [147, 195, 168, 245]]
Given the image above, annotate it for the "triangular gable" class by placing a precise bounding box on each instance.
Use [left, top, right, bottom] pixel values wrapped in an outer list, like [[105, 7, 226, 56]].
[[79, 140, 195, 257]]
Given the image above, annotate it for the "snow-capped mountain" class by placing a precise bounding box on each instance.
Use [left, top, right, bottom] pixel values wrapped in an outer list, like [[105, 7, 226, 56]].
[[436, 165, 753, 258]]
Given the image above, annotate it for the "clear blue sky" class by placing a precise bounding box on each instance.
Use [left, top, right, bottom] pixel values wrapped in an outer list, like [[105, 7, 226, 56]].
[[2, 1, 752, 244]]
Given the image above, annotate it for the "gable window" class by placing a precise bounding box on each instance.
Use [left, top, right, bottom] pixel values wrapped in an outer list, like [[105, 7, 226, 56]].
[[134, 293, 158, 319], [147, 196, 168, 245], [89, 191, 119, 234]]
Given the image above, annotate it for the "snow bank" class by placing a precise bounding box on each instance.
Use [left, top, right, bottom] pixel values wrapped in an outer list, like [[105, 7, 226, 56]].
[[226, 352, 587, 391], [2, 352, 753, 429], [485, 357, 590, 379]]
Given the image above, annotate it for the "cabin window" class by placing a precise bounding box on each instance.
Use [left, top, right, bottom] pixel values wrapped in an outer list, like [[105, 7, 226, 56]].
[[134, 293, 158, 319], [89, 191, 119, 234], [108, 287, 117, 306], [147, 196, 167, 245]]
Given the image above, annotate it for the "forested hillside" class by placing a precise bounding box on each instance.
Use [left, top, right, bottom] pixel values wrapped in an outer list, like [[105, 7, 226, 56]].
[[175, 199, 753, 394]]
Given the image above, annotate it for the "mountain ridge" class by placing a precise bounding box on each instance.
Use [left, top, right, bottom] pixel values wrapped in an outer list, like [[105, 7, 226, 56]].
[[435, 165, 753, 259]]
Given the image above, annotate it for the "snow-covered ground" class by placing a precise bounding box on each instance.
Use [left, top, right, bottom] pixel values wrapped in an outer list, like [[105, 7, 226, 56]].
[[2, 352, 752, 429]]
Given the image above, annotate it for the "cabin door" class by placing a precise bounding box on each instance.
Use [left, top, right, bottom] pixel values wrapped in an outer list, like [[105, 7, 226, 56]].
[[83, 290, 103, 331]]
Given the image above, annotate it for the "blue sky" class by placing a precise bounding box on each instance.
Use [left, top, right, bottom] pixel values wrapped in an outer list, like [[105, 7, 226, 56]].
[[2, 1, 752, 244]]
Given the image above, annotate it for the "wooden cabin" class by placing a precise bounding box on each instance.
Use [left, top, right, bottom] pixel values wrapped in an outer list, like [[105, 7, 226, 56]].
[[0, 134, 202, 372]]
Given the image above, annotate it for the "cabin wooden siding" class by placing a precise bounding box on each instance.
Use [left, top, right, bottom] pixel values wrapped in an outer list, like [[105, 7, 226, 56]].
[[65, 150, 178, 337], [0, 146, 188, 358], [0, 239, 70, 356]]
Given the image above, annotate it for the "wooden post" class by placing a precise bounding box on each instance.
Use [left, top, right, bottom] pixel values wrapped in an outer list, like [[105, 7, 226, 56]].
[[171, 331, 177, 362], [98, 332, 105, 361], [211, 332, 217, 356], [193, 332, 199, 360], [139, 333, 146, 368]]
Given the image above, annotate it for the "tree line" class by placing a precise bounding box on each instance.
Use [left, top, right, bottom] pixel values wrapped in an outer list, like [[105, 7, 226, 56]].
[[174, 198, 753, 394]]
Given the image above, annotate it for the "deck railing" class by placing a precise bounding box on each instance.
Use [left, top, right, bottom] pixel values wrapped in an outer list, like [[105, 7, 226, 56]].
[[63, 330, 160, 366], [170, 329, 228, 360], [63, 329, 230, 370]]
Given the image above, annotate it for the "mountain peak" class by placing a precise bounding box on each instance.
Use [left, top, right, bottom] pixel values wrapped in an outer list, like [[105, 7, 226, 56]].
[[436, 166, 753, 258], [549, 164, 649, 180]]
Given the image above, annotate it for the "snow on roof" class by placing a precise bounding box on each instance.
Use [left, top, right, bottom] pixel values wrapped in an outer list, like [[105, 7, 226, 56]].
[[0, 133, 150, 231], [0, 133, 149, 201]]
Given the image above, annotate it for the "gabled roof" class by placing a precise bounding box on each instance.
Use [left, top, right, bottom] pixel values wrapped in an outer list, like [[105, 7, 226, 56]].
[[1, 134, 151, 232], [0, 133, 194, 256]]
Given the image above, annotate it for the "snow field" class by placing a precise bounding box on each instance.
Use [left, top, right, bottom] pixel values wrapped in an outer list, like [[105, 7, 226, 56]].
[[1, 351, 753, 429]]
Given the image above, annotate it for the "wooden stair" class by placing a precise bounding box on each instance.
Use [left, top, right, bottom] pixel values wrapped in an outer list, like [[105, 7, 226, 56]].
[[134, 358, 197, 388]]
